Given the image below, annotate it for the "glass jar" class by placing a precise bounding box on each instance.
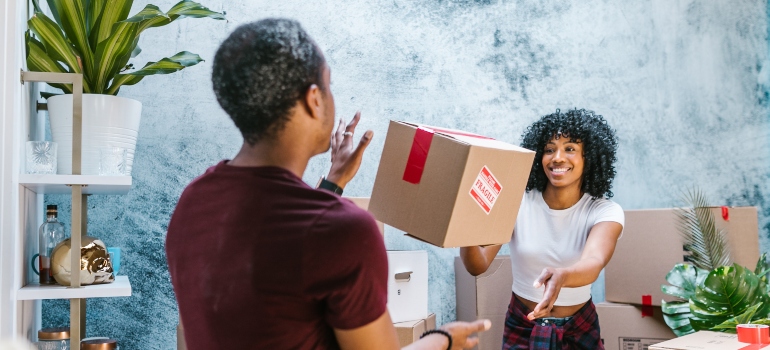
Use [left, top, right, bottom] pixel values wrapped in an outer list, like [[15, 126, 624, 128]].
[[38, 205, 66, 284], [80, 338, 118, 350], [35, 327, 69, 350]]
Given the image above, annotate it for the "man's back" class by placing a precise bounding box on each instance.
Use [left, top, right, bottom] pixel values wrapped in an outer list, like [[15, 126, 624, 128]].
[[166, 161, 387, 349]]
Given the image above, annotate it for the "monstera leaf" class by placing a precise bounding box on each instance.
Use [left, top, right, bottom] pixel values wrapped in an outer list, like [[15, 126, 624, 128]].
[[661, 263, 709, 336], [662, 300, 695, 336], [688, 264, 770, 331]]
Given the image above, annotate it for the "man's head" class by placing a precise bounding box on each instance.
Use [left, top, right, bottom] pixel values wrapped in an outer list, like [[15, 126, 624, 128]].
[[212, 19, 334, 149]]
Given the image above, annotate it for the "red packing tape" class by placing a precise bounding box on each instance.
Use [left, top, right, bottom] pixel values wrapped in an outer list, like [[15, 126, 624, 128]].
[[738, 324, 770, 344], [641, 295, 653, 317], [403, 127, 434, 184], [722, 206, 730, 221]]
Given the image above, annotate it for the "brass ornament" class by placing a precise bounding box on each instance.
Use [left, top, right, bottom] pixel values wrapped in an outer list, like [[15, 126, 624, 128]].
[[50, 236, 114, 285]]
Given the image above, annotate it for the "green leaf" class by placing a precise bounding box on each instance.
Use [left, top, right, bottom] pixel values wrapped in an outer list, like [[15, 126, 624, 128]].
[[689, 264, 770, 330], [755, 253, 770, 283], [711, 303, 766, 333], [131, 45, 142, 58], [46, 0, 94, 83], [28, 12, 81, 73], [119, 4, 171, 35], [25, 32, 72, 93], [675, 189, 731, 271], [662, 300, 695, 336], [105, 51, 204, 95], [86, 0, 106, 36], [661, 263, 709, 300], [167, 0, 226, 20], [92, 21, 139, 93], [88, 0, 132, 48], [39, 91, 62, 99]]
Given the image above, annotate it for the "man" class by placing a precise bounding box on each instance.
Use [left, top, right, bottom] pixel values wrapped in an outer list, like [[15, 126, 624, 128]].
[[166, 18, 489, 349]]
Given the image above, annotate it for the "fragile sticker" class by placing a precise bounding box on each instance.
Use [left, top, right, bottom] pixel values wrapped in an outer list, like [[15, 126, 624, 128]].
[[469, 166, 502, 214]]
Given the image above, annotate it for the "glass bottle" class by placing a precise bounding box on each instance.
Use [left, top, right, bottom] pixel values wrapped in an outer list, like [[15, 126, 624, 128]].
[[38, 205, 66, 284]]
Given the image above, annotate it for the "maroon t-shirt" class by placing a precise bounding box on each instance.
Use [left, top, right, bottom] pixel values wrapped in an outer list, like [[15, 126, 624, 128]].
[[166, 161, 388, 349]]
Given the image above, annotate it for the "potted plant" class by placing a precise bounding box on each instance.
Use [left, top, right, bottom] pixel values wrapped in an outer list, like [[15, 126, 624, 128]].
[[661, 189, 770, 336], [26, 0, 225, 175]]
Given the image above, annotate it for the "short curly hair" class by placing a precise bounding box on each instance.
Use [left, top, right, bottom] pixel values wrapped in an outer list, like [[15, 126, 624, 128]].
[[520, 109, 618, 199], [211, 18, 326, 145]]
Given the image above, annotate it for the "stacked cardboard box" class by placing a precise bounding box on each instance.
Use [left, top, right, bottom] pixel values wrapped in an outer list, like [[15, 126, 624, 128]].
[[455, 256, 512, 350], [394, 313, 437, 347], [601, 207, 760, 348]]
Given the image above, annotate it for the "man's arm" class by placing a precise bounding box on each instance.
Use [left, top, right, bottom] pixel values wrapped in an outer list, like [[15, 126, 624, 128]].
[[334, 310, 491, 350]]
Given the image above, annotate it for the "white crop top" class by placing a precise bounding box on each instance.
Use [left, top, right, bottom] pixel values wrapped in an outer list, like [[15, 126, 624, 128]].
[[508, 190, 624, 306]]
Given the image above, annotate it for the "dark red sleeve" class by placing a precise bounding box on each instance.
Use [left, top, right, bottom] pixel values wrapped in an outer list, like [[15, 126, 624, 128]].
[[302, 202, 388, 330]]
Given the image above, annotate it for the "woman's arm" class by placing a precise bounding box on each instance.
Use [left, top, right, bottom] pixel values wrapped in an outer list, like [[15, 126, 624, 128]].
[[527, 221, 622, 320], [459, 244, 504, 276]]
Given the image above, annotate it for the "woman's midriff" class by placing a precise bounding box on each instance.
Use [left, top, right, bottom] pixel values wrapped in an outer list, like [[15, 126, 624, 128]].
[[515, 294, 587, 318]]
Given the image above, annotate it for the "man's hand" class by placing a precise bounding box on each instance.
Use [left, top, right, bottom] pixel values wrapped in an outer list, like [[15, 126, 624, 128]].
[[327, 111, 373, 189], [439, 319, 492, 350], [527, 267, 566, 320]]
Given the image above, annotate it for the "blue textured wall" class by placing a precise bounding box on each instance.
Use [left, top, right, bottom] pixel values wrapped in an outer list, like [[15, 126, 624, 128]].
[[43, 0, 770, 348]]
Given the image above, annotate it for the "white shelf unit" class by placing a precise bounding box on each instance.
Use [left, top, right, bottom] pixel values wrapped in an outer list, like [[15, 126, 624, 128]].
[[8, 71, 135, 346], [19, 175, 132, 195], [16, 276, 132, 301]]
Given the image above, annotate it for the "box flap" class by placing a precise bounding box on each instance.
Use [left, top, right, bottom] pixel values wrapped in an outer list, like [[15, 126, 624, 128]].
[[394, 120, 535, 152]]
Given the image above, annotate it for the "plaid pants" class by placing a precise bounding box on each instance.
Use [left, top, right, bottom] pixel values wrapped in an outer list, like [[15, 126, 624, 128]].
[[502, 293, 603, 350]]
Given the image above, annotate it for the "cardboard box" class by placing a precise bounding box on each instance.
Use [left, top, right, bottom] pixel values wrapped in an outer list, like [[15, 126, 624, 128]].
[[596, 302, 675, 350], [605, 207, 760, 306], [649, 331, 755, 350], [387, 250, 429, 323], [394, 313, 437, 347], [345, 197, 385, 236], [455, 256, 512, 350], [370, 121, 535, 248]]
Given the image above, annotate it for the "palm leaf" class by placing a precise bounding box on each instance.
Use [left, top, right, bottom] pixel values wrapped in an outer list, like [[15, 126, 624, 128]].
[[105, 51, 203, 95], [675, 189, 731, 271]]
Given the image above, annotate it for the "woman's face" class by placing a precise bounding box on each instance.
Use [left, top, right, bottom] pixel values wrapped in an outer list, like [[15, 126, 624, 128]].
[[541, 135, 584, 190]]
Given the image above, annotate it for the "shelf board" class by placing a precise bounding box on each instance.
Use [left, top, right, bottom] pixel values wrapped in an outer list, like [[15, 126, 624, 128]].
[[19, 174, 132, 195], [16, 275, 132, 300]]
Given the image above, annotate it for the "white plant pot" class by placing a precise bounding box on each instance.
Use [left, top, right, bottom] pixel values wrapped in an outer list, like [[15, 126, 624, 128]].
[[48, 94, 142, 175]]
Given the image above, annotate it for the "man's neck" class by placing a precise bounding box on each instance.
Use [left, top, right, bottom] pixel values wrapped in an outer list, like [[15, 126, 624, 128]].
[[228, 139, 312, 180]]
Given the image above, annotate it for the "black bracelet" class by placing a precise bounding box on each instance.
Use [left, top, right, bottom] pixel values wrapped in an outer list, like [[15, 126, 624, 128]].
[[316, 177, 343, 195], [420, 329, 452, 350]]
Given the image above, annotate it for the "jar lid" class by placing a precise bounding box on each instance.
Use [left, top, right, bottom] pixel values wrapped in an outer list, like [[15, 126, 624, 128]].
[[81, 338, 117, 350], [38, 327, 70, 340]]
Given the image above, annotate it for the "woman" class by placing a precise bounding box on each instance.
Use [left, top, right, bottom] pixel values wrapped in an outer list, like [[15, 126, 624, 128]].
[[460, 109, 623, 349]]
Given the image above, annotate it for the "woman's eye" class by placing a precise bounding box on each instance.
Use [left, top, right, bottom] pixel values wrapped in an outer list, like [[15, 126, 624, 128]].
[[544, 149, 554, 153]]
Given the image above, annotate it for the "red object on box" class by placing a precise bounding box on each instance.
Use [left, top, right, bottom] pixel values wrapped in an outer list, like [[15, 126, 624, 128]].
[[642, 295, 653, 317], [737, 324, 770, 344]]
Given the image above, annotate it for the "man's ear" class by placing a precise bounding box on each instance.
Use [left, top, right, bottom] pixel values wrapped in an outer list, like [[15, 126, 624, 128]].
[[303, 84, 322, 119]]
